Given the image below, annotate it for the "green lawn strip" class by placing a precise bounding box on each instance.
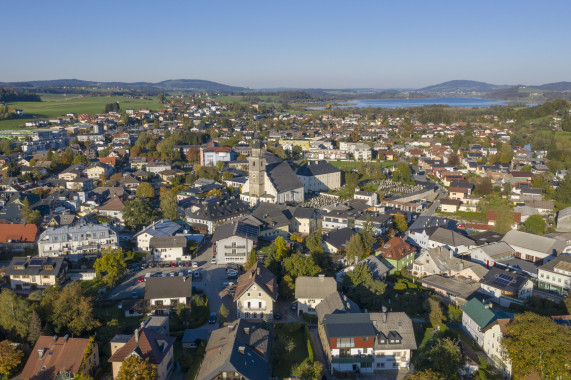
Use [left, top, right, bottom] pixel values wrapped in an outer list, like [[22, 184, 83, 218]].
[[272, 323, 310, 378]]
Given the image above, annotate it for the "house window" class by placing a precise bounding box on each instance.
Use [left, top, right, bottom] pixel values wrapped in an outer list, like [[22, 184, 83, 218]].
[[247, 293, 250, 297], [364, 337, 369, 342], [337, 337, 354, 348], [258, 293, 261, 297]]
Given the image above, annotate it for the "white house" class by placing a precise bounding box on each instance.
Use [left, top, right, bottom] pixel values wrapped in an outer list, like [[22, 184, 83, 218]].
[[537, 254, 571, 297], [296, 160, 342, 193], [135, 219, 183, 251], [479, 267, 533, 307], [482, 319, 513, 377], [144, 276, 192, 314], [295, 275, 337, 316], [461, 298, 498, 347], [501, 230, 560, 264], [150, 236, 188, 262], [211, 220, 258, 265]]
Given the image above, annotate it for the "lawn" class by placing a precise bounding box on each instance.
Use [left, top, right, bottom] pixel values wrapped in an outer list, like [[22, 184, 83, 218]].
[[437, 210, 487, 223], [273, 323, 312, 378], [0, 94, 163, 129], [329, 160, 397, 171]]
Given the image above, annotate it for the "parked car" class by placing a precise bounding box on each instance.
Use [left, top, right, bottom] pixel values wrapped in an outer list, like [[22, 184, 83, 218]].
[[211, 256, 217, 264], [154, 272, 162, 277], [274, 312, 281, 320], [137, 276, 144, 283], [170, 262, 177, 267], [178, 271, 186, 277], [178, 262, 185, 267], [193, 271, 201, 279], [208, 312, 217, 324], [223, 281, 236, 288], [291, 302, 297, 310], [184, 261, 190, 267], [226, 270, 238, 278], [192, 261, 199, 268], [225, 263, 239, 271], [131, 291, 138, 299], [170, 272, 176, 277]]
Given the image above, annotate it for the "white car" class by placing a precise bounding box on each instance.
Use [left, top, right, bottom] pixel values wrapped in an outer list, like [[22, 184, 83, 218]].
[[192, 261, 199, 268]]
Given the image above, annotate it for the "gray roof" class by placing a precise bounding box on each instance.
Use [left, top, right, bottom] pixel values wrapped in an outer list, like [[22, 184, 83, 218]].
[[421, 275, 481, 300], [182, 329, 209, 344], [6, 256, 66, 277], [315, 292, 361, 323], [149, 236, 188, 249], [212, 220, 259, 242], [538, 254, 571, 273], [323, 313, 376, 338], [144, 276, 192, 300], [265, 154, 303, 193], [469, 231, 505, 246], [323, 227, 357, 250], [186, 198, 249, 222], [196, 320, 269, 380], [135, 218, 182, 238], [481, 267, 531, 293], [476, 242, 515, 259], [370, 312, 417, 350], [252, 202, 291, 230], [409, 216, 457, 233], [295, 276, 337, 300], [296, 160, 340, 176], [291, 207, 317, 219], [501, 230, 559, 255], [495, 257, 540, 276], [429, 227, 475, 247]]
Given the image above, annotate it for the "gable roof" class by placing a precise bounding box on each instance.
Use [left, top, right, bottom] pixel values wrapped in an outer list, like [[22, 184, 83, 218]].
[[315, 292, 360, 323], [429, 227, 475, 247], [149, 235, 188, 249], [265, 155, 303, 193], [323, 313, 375, 338], [376, 237, 415, 261], [370, 312, 417, 350], [20, 336, 95, 379], [0, 223, 37, 243], [99, 196, 125, 211], [501, 230, 558, 255], [134, 218, 182, 238], [144, 276, 192, 300], [108, 328, 175, 365], [481, 267, 532, 293], [296, 160, 340, 176], [323, 227, 357, 250], [461, 298, 497, 329], [212, 220, 259, 242], [295, 276, 337, 300], [234, 262, 277, 301]]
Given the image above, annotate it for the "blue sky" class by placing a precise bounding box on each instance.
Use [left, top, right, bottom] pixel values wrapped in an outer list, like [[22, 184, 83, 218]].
[[2, 0, 570, 89]]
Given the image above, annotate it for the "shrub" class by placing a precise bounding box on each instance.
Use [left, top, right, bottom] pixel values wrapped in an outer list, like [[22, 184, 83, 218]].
[[302, 313, 318, 325]]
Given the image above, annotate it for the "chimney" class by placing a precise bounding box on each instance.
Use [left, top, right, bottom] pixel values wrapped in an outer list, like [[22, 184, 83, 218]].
[[318, 274, 325, 280], [135, 328, 139, 343], [228, 324, 235, 332], [64, 334, 69, 343], [382, 313, 387, 323], [256, 268, 260, 275], [38, 349, 45, 359], [244, 327, 250, 335], [53, 335, 58, 342], [238, 346, 245, 355]]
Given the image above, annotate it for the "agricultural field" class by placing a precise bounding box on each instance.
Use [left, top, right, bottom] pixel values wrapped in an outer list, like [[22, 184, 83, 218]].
[[0, 94, 163, 130]]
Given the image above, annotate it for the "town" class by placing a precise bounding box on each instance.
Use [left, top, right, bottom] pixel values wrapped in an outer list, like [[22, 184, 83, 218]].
[[0, 91, 569, 380]]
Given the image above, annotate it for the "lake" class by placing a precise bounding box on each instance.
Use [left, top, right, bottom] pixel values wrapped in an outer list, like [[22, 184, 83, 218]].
[[310, 97, 512, 109]]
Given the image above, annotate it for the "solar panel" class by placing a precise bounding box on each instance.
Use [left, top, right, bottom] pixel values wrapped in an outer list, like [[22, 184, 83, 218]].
[[236, 223, 258, 239], [30, 259, 44, 266], [498, 273, 513, 281], [494, 279, 510, 287]]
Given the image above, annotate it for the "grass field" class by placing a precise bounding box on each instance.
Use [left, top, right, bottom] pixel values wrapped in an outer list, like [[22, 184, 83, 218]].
[[273, 323, 311, 378], [0, 94, 162, 130], [329, 160, 397, 171]]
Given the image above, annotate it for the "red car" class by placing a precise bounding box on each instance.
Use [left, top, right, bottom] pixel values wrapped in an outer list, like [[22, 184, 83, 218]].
[[137, 276, 144, 283], [171, 262, 177, 267]]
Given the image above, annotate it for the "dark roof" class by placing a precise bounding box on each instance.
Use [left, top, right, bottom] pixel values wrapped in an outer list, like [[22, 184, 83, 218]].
[[315, 292, 361, 323], [149, 236, 188, 249], [323, 313, 375, 338], [296, 160, 340, 176], [264, 154, 303, 193], [182, 329, 209, 344], [144, 276, 192, 300], [429, 227, 475, 247], [291, 207, 317, 219], [469, 231, 505, 246], [6, 256, 66, 277], [251, 202, 291, 230], [295, 276, 337, 300], [408, 216, 457, 233], [234, 262, 277, 301], [108, 328, 175, 365], [186, 198, 249, 222], [196, 320, 270, 380], [323, 227, 357, 250], [461, 298, 497, 328], [481, 267, 531, 293], [212, 220, 258, 242], [370, 312, 417, 350]]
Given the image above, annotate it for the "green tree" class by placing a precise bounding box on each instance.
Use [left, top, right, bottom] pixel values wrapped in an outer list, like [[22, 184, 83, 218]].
[[292, 360, 323, 380], [430, 338, 462, 379], [274, 236, 287, 260], [393, 213, 408, 233], [555, 171, 571, 204], [359, 217, 375, 254], [94, 247, 127, 287], [136, 182, 156, 198], [216, 160, 226, 171], [342, 263, 387, 310], [116, 355, 158, 380], [160, 189, 179, 221], [27, 310, 42, 345], [346, 233, 367, 262], [0, 290, 30, 340], [218, 304, 229, 323], [503, 312, 571, 380], [393, 162, 412, 182], [246, 249, 258, 269], [407, 369, 445, 380], [428, 297, 445, 328], [278, 274, 295, 299], [72, 154, 90, 165], [305, 229, 323, 254], [283, 253, 321, 278], [123, 198, 160, 229], [20, 197, 41, 225], [41, 283, 100, 336], [494, 205, 515, 234], [475, 177, 493, 196], [0, 340, 23, 378], [522, 214, 545, 235]]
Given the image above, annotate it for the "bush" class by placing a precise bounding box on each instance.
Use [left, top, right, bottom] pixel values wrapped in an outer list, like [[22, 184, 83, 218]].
[[302, 313, 318, 325], [394, 282, 407, 292], [447, 304, 463, 323]]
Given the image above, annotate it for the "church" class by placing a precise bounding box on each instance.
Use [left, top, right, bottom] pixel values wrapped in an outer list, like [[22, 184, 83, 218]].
[[240, 140, 304, 206]]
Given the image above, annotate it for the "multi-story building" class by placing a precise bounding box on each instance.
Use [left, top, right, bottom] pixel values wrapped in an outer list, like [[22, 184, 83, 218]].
[[479, 267, 533, 307], [6, 256, 68, 290], [296, 160, 342, 193], [212, 220, 258, 265], [375, 237, 416, 274], [37, 223, 118, 260], [481, 319, 513, 377], [234, 263, 277, 320], [537, 254, 571, 296], [150, 236, 188, 262], [144, 276, 193, 314], [0, 224, 38, 253], [200, 141, 236, 166], [295, 275, 337, 316], [135, 219, 183, 251]]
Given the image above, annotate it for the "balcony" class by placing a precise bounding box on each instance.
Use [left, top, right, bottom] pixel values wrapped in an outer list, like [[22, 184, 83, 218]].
[[224, 245, 246, 249]]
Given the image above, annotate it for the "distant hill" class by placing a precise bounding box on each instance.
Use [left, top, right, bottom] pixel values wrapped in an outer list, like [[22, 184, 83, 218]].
[[533, 81, 571, 91], [418, 80, 509, 93], [0, 79, 248, 93]]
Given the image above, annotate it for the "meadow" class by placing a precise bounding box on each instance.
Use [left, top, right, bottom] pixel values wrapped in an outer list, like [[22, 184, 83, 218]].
[[0, 94, 163, 130]]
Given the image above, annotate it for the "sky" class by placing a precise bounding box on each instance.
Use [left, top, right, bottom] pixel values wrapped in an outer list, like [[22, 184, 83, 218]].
[[2, 0, 571, 89]]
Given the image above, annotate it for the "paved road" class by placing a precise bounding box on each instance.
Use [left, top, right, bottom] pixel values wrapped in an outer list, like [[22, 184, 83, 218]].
[[421, 186, 447, 217]]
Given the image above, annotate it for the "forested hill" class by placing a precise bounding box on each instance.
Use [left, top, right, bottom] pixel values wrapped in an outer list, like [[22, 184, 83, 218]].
[[418, 80, 509, 93], [0, 87, 41, 102]]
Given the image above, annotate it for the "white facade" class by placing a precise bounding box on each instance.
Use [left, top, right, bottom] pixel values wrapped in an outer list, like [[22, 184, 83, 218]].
[[38, 224, 118, 259], [153, 247, 185, 262], [149, 296, 188, 308], [482, 323, 512, 377], [479, 280, 533, 307], [297, 171, 342, 193], [214, 235, 256, 264]]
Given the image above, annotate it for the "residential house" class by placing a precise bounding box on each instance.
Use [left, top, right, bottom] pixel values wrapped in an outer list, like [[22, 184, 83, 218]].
[[413, 246, 488, 280], [98, 196, 126, 222], [439, 199, 461, 213], [375, 237, 416, 274], [479, 267, 533, 307], [37, 223, 118, 261], [6, 256, 67, 290], [86, 163, 112, 180], [144, 276, 193, 314], [147, 161, 172, 174], [158, 169, 184, 183], [406, 216, 457, 249], [186, 198, 250, 234], [537, 254, 571, 296], [212, 220, 258, 265], [315, 292, 361, 324], [295, 275, 337, 316], [469, 242, 515, 268], [109, 328, 175, 380], [0, 223, 37, 253], [557, 206, 571, 232], [501, 230, 560, 263], [461, 298, 498, 346], [234, 263, 277, 320], [135, 219, 183, 251], [290, 207, 318, 234], [296, 160, 342, 193], [196, 320, 270, 380], [323, 227, 357, 254], [427, 227, 475, 255], [421, 275, 481, 305], [150, 236, 188, 262], [21, 336, 99, 380], [482, 319, 513, 377], [354, 191, 379, 206], [336, 256, 390, 282], [200, 141, 236, 166]]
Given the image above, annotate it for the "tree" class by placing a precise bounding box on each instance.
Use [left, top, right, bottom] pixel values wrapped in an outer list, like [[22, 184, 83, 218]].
[[116, 355, 158, 380], [160, 190, 179, 221], [41, 283, 100, 336], [359, 217, 375, 254], [246, 249, 258, 269], [292, 360, 323, 380], [216, 161, 226, 171], [494, 205, 515, 234], [20, 197, 41, 225], [123, 198, 160, 229], [393, 213, 408, 233], [205, 188, 222, 198], [475, 177, 493, 196], [110, 173, 123, 182], [283, 253, 321, 278], [503, 312, 571, 380], [305, 229, 323, 254], [428, 297, 444, 328], [342, 263, 387, 311], [346, 233, 367, 262], [0, 289, 30, 340], [406, 369, 445, 380], [430, 338, 462, 379], [0, 340, 23, 378], [522, 214, 545, 235], [94, 247, 127, 287], [27, 310, 42, 345], [279, 274, 295, 299], [72, 154, 90, 165], [555, 171, 571, 204], [393, 162, 412, 182], [274, 236, 287, 260], [219, 304, 229, 324], [136, 182, 156, 199]]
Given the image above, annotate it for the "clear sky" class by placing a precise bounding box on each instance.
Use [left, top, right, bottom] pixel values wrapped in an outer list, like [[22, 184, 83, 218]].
[[2, 0, 570, 89]]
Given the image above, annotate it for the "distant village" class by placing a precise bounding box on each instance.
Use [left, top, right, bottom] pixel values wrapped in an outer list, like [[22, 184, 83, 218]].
[[0, 95, 569, 380]]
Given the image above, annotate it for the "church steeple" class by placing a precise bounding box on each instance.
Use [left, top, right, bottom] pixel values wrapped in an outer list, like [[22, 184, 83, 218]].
[[248, 139, 266, 197]]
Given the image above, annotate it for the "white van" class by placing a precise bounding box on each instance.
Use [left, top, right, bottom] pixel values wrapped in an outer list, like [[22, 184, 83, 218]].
[[144, 272, 152, 280]]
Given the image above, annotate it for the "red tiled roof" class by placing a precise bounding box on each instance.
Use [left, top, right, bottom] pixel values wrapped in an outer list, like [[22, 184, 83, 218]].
[[375, 237, 415, 261], [0, 224, 37, 243]]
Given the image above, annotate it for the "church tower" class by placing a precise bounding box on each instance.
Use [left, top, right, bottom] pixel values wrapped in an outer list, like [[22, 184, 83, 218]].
[[248, 139, 266, 197]]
